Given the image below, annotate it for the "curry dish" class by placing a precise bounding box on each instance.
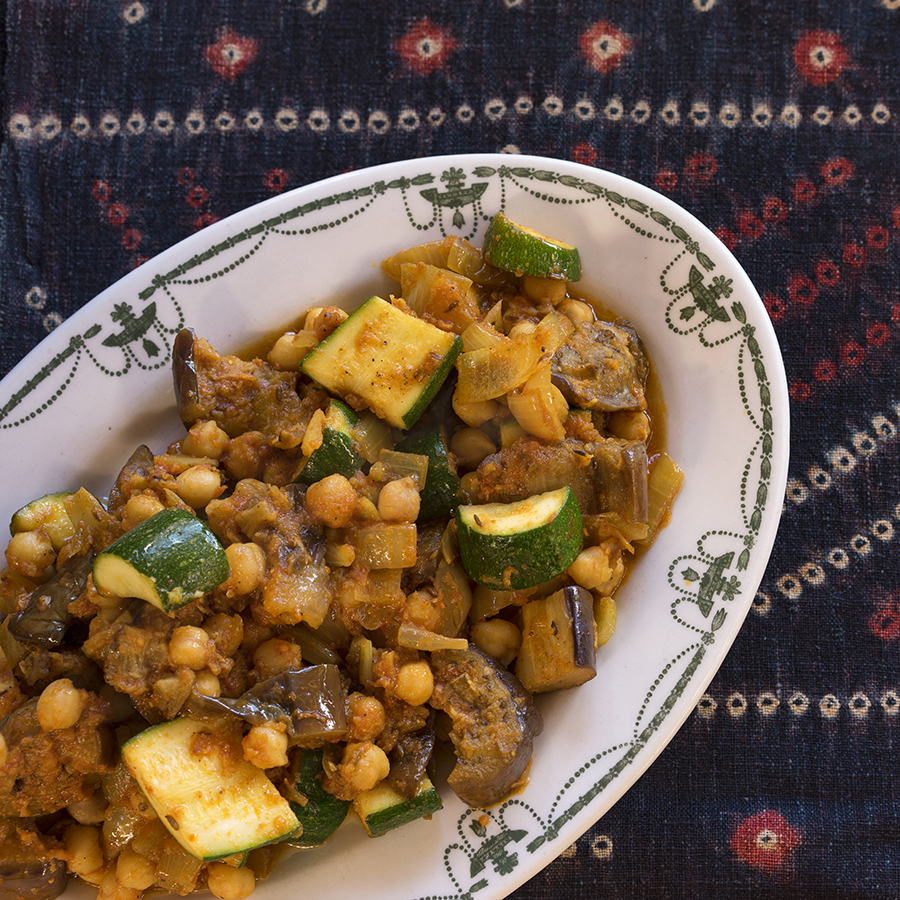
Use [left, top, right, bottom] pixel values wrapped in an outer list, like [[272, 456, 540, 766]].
[[0, 214, 681, 900]]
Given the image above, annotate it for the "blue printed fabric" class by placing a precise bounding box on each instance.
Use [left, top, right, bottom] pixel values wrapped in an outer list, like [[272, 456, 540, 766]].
[[2, 0, 900, 897]]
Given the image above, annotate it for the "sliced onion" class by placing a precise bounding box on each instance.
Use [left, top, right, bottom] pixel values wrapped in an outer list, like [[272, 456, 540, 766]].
[[381, 238, 451, 281], [353, 524, 418, 569], [507, 363, 568, 442], [397, 622, 468, 651], [379, 449, 429, 484], [455, 311, 575, 404], [353, 409, 393, 463], [462, 319, 505, 353]]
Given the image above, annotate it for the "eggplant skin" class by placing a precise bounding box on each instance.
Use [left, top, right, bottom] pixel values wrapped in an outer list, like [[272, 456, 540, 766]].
[[429, 647, 542, 808], [551, 319, 647, 412]]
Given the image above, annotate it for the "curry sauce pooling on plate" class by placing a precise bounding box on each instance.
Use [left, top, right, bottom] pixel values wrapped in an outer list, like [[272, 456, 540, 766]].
[[0, 213, 682, 900]]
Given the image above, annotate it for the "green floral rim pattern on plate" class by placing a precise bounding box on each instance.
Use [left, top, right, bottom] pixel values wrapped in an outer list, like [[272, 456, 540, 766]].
[[0, 161, 778, 900]]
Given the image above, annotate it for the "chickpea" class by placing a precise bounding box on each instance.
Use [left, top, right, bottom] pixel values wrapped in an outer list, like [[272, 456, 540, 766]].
[[122, 493, 165, 531], [306, 306, 348, 340], [267, 331, 318, 370], [606, 409, 652, 443], [377, 476, 421, 523], [182, 420, 230, 459], [459, 471, 480, 502], [67, 792, 109, 825], [115, 846, 157, 891], [174, 464, 224, 509], [450, 428, 497, 471], [340, 741, 390, 793], [97, 867, 139, 900], [36, 678, 87, 731], [452, 395, 498, 428], [242, 724, 289, 769], [192, 670, 221, 697], [222, 542, 267, 596], [206, 862, 256, 900], [558, 297, 595, 325], [253, 638, 303, 681], [168, 625, 212, 670], [347, 692, 386, 742], [204, 613, 245, 657], [470, 618, 522, 666], [64, 824, 104, 877], [5, 529, 55, 578], [393, 660, 434, 706], [305, 474, 358, 528], [567, 543, 625, 593], [522, 275, 568, 305], [221, 432, 267, 482]]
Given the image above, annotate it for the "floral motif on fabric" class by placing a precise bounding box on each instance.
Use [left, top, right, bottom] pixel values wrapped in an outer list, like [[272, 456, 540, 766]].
[[395, 19, 458, 75], [579, 21, 632, 74], [205, 28, 259, 80]]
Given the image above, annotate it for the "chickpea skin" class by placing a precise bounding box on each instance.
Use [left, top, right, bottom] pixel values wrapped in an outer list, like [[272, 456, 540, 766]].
[[206, 862, 257, 900], [253, 638, 304, 681], [222, 542, 266, 596], [36, 678, 88, 731], [347, 692, 386, 742], [377, 476, 420, 523], [340, 741, 390, 793], [305, 474, 358, 528], [242, 723, 289, 769], [393, 660, 434, 706], [470, 618, 522, 667]]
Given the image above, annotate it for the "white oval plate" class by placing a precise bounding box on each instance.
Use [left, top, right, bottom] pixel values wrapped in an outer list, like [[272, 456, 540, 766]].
[[0, 155, 789, 900]]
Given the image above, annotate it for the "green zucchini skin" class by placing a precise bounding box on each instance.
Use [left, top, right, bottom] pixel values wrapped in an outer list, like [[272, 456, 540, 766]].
[[299, 295, 463, 430], [294, 399, 364, 485], [122, 717, 299, 861], [10, 491, 76, 550], [394, 426, 461, 522], [482, 211, 582, 281], [354, 776, 442, 838], [456, 487, 584, 591], [285, 747, 351, 846], [92, 508, 229, 612]]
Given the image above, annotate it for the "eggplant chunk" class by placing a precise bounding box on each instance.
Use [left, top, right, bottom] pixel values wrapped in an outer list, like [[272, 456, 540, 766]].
[[551, 319, 647, 412], [172, 328, 315, 448], [388, 719, 436, 799], [7, 553, 94, 648], [184, 664, 348, 742], [516, 586, 597, 693], [474, 436, 648, 526], [0, 696, 116, 817], [429, 647, 542, 808], [0, 858, 66, 900]]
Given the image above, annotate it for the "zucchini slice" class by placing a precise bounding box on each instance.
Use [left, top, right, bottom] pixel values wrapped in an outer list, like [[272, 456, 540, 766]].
[[10, 491, 76, 550], [294, 398, 364, 484], [456, 486, 583, 590], [300, 295, 463, 429], [122, 717, 300, 861], [286, 747, 351, 846], [394, 426, 461, 522], [354, 775, 442, 838], [92, 508, 229, 613], [483, 211, 582, 281]]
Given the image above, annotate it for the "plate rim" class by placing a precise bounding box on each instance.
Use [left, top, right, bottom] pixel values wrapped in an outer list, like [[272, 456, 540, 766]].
[[0, 153, 790, 900]]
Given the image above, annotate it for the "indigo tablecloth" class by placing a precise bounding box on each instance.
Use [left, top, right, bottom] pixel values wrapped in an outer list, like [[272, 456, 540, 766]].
[[2, 1, 900, 898]]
